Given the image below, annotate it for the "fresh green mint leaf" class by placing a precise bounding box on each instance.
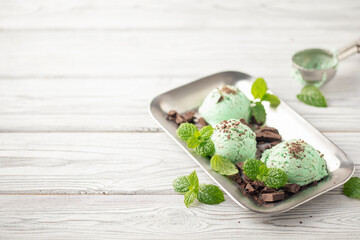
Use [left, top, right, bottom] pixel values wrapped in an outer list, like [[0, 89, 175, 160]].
[[173, 176, 191, 194], [257, 165, 269, 182], [297, 85, 327, 107], [176, 123, 198, 142], [199, 125, 213, 139], [184, 189, 198, 207], [264, 168, 288, 189], [210, 154, 239, 176], [243, 159, 266, 180], [251, 102, 266, 124], [197, 184, 225, 205], [195, 139, 215, 157], [251, 78, 267, 99], [262, 93, 281, 108], [343, 177, 360, 199], [187, 136, 202, 148], [187, 170, 199, 189]]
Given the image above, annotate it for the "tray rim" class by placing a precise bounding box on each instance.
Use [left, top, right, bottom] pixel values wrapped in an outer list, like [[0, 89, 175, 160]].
[[149, 70, 355, 213]]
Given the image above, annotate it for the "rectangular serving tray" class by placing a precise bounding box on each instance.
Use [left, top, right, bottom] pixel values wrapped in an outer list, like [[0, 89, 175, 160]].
[[149, 71, 354, 213]]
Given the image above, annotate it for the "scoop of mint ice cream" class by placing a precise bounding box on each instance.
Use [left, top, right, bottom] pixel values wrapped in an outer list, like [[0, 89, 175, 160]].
[[199, 85, 251, 126], [211, 119, 257, 164], [261, 139, 328, 186]]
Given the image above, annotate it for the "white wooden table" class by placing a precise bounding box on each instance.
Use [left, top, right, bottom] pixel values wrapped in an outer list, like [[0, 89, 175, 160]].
[[0, 0, 359, 239]]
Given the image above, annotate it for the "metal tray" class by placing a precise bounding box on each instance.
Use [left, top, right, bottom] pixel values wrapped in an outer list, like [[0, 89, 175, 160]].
[[149, 71, 354, 213]]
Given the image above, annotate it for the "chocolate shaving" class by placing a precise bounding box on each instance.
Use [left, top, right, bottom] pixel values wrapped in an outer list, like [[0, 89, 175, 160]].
[[217, 96, 224, 103], [256, 128, 282, 142]]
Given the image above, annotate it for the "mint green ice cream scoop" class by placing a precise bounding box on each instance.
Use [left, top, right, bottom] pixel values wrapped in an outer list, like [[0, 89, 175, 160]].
[[199, 85, 251, 126], [212, 119, 257, 164], [261, 139, 328, 186]]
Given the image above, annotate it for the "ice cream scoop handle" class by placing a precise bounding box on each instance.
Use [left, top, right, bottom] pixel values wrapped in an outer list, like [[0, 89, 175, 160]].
[[336, 38, 360, 61]]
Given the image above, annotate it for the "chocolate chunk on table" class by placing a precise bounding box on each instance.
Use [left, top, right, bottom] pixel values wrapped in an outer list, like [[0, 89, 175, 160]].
[[262, 191, 285, 202]]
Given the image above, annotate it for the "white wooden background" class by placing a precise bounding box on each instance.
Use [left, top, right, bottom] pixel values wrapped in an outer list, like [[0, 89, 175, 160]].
[[0, 0, 359, 239]]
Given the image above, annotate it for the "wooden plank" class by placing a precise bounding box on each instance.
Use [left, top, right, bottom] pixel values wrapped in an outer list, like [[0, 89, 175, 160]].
[[0, 30, 359, 78], [0, 194, 358, 239], [0, 77, 359, 132], [0, 132, 357, 194], [1, 0, 359, 30]]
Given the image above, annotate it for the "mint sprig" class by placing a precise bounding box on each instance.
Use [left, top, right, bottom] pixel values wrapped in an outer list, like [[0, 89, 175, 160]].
[[343, 177, 360, 199], [177, 123, 215, 157], [210, 154, 238, 176], [243, 159, 288, 188], [250, 78, 281, 124], [173, 171, 225, 207], [297, 85, 327, 107]]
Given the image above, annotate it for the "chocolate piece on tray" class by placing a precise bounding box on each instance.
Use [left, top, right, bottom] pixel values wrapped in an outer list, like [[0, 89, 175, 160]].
[[283, 183, 301, 194], [262, 192, 285, 202]]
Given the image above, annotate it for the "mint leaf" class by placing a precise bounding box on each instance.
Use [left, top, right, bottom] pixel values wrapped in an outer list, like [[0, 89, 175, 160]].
[[243, 159, 266, 180], [197, 184, 225, 205], [343, 177, 360, 199], [264, 168, 288, 188], [173, 176, 191, 194], [251, 78, 267, 99], [187, 170, 199, 188], [210, 154, 238, 175], [257, 165, 269, 182], [176, 123, 198, 142], [195, 139, 215, 157], [199, 125, 213, 139], [184, 189, 198, 207], [187, 136, 201, 148], [297, 85, 327, 107], [262, 93, 280, 107], [251, 102, 266, 124]]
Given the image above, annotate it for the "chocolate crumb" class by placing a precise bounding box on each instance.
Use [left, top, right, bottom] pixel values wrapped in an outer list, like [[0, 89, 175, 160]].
[[220, 86, 236, 94], [217, 96, 224, 103], [300, 221, 303, 224]]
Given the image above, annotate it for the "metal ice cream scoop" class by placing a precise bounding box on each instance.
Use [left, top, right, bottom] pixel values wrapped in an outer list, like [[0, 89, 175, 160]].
[[292, 38, 360, 86]]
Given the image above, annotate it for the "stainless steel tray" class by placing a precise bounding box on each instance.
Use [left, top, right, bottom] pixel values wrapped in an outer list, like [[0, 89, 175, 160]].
[[149, 71, 354, 213]]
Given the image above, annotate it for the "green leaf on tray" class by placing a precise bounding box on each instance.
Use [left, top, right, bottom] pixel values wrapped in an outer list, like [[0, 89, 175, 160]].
[[297, 85, 327, 107], [176, 123, 198, 142], [343, 177, 360, 199], [210, 154, 239, 175], [197, 184, 225, 205], [187, 136, 202, 148], [263, 168, 288, 189], [199, 125, 213, 139], [195, 139, 215, 157], [243, 159, 266, 180], [251, 102, 266, 124], [251, 78, 267, 99], [262, 93, 281, 107]]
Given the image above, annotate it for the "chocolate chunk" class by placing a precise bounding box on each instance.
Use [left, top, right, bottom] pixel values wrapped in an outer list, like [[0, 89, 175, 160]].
[[245, 183, 256, 195], [182, 110, 195, 123], [236, 162, 244, 170], [256, 130, 282, 142], [262, 191, 285, 202], [260, 187, 277, 194], [252, 180, 265, 190], [217, 96, 224, 103], [239, 119, 247, 125], [283, 183, 301, 194], [259, 127, 279, 134], [243, 174, 253, 184], [228, 173, 241, 183], [220, 86, 236, 94]]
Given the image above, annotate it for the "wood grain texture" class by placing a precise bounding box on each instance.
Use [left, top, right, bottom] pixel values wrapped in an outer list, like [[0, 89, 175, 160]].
[[0, 76, 359, 132], [0, 132, 357, 194], [0, 194, 359, 240]]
